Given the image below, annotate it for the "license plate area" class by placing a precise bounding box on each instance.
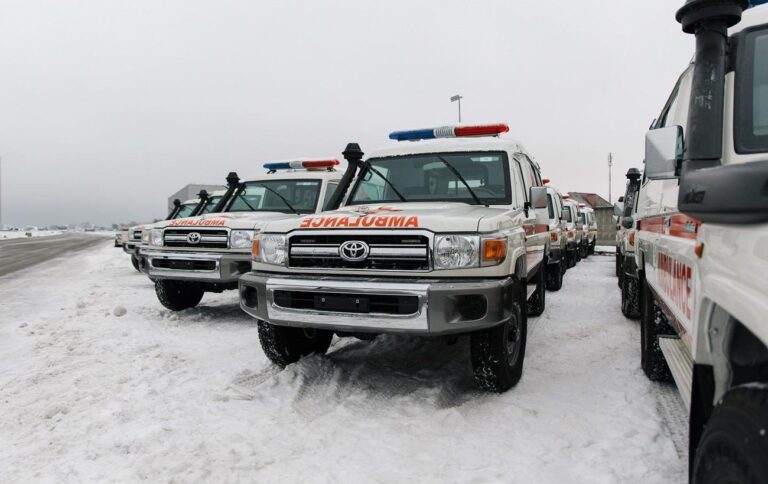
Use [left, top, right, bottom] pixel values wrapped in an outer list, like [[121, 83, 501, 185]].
[[272, 290, 419, 316], [314, 294, 369, 313]]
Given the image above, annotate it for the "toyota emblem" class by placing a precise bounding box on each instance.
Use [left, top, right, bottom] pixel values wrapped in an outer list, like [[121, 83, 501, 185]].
[[186, 232, 202, 245], [339, 240, 369, 262]]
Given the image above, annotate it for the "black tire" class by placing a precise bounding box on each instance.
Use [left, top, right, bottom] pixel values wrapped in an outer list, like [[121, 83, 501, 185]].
[[575, 245, 582, 262], [639, 277, 673, 381], [257, 321, 333, 366], [470, 281, 527, 392], [588, 240, 596, 255], [566, 249, 576, 269], [130, 254, 140, 272], [546, 259, 563, 291], [693, 387, 768, 484], [527, 262, 546, 316], [615, 249, 621, 277], [621, 273, 641, 319], [155, 279, 205, 311]]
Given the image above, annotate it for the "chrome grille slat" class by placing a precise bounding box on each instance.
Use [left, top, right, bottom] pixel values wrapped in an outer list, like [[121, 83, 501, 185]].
[[288, 231, 430, 271], [163, 228, 229, 249]]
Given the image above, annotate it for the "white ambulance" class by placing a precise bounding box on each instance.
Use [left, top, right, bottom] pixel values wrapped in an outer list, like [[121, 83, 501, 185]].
[[561, 195, 584, 268], [239, 124, 552, 393], [141, 161, 342, 311], [636, 1, 768, 480], [617, 168, 642, 319]]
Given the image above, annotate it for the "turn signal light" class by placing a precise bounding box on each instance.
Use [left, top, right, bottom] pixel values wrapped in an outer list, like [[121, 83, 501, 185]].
[[695, 242, 704, 258], [251, 239, 260, 258], [481, 238, 507, 265], [567, 231, 574, 238], [628, 232, 636, 246], [550, 232, 559, 242]]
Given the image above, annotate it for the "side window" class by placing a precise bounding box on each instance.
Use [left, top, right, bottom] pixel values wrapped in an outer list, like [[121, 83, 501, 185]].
[[524, 155, 541, 186], [511, 160, 526, 209], [658, 88, 680, 128], [546, 194, 555, 219], [322, 182, 339, 210]]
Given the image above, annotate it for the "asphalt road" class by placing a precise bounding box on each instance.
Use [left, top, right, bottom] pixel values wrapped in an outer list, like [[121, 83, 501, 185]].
[[0, 233, 111, 277]]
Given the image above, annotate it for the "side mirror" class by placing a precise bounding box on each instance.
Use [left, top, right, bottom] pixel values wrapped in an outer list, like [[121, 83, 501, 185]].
[[618, 196, 624, 203], [645, 126, 683, 180], [529, 186, 548, 210], [621, 216, 633, 229]]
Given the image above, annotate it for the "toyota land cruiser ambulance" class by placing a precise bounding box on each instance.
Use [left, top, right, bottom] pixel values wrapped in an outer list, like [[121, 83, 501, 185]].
[[239, 124, 552, 393], [543, 184, 568, 291], [127, 186, 224, 273], [578, 204, 597, 257], [141, 161, 342, 311], [561, 195, 583, 268], [616, 168, 642, 319], [637, 1, 768, 481]]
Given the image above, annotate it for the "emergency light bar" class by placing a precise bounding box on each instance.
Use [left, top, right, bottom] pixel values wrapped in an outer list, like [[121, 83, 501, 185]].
[[263, 159, 339, 171], [579, 203, 586, 208], [389, 123, 509, 142]]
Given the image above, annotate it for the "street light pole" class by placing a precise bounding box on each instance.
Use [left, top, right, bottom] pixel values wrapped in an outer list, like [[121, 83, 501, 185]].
[[608, 152, 613, 204], [450, 94, 463, 123]]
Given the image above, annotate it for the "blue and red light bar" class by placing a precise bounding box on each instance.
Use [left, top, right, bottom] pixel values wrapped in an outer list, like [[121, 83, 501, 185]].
[[263, 159, 339, 171], [389, 123, 509, 142]]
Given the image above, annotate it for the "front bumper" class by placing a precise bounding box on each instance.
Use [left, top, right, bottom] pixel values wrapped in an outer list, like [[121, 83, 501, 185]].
[[547, 247, 563, 264], [239, 273, 515, 336], [142, 249, 252, 282], [122, 242, 139, 254], [622, 252, 638, 279]]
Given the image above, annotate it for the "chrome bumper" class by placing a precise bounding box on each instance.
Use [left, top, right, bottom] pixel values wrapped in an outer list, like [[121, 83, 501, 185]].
[[239, 273, 515, 335], [141, 249, 251, 282]]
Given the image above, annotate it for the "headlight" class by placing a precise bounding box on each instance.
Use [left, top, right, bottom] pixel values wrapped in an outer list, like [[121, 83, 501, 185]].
[[255, 234, 287, 265], [434, 235, 479, 269], [150, 228, 163, 246], [230, 230, 254, 249], [141, 231, 150, 244]]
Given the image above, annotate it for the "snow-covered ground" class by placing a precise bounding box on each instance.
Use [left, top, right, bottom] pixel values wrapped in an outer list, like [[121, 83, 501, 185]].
[[0, 230, 63, 240], [0, 244, 687, 483]]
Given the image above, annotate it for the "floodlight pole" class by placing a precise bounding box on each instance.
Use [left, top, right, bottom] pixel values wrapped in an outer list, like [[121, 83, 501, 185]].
[[608, 152, 613, 204], [450, 94, 463, 123]]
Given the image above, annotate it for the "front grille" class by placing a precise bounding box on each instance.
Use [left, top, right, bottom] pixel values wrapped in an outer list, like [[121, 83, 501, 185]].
[[152, 259, 217, 271], [273, 290, 419, 315], [288, 234, 430, 271], [163, 229, 228, 249], [131, 230, 142, 241]]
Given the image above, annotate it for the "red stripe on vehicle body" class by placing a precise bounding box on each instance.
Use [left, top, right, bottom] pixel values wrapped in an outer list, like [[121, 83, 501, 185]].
[[638, 214, 701, 240]]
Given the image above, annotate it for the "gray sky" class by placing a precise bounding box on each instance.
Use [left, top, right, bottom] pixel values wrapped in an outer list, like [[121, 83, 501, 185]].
[[0, 0, 693, 226]]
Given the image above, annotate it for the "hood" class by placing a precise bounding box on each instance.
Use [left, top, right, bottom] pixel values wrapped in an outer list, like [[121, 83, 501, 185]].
[[262, 203, 512, 234], [156, 211, 299, 231]]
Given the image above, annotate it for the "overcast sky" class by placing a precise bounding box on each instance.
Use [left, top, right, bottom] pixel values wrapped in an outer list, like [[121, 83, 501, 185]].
[[0, 0, 693, 227]]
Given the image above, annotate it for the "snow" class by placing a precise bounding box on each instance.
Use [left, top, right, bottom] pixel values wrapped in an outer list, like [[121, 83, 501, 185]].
[[0, 230, 62, 239], [0, 245, 686, 483]]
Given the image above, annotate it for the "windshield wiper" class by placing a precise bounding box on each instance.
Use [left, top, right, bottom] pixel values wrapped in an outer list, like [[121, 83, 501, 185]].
[[435, 155, 486, 207], [360, 160, 407, 202], [251, 183, 300, 214]]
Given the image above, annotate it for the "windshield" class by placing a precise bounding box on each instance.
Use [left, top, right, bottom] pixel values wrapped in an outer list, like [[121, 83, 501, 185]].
[[736, 26, 768, 153], [349, 152, 511, 205], [578, 213, 586, 224], [174, 203, 197, 219], [227, 179, 322, 213], [198, 196, 223, 215]]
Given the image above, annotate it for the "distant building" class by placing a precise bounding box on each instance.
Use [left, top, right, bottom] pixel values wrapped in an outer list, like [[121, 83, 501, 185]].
[[167, 184, 226, 212], [567, 192, 616, 246]]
